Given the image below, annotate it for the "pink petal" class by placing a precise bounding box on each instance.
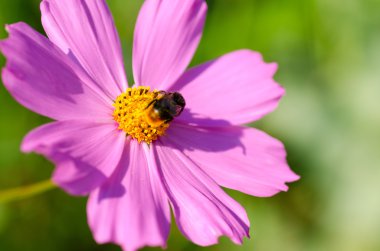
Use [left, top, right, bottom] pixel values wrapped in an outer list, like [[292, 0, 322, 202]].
[[0, 22, 112, 121], [153, 140, 250, 246], [41, 0, 127, 99], [133, 0, 207, 89], [22, 121, 126, 195], [165, 123, 299, 197], [170, 50, 285, 126], [87, 140, 170, 251]]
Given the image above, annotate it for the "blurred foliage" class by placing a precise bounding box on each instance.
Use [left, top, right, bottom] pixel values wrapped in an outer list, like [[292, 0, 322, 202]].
[[1, 0, 380, 251]]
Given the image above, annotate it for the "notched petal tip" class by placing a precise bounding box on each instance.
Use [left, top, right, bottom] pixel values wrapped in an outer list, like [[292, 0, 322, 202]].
[[40, 1, 51, 16], [4, 24, 11, 33], [273, 171, 300, 195], [0, 24, 14, 52], [286, 171, 301, 183], [236, 49, 278, 69], [4, 22, 28, 33], [195, 230, 249, 247], [20, 131, 38, 153]]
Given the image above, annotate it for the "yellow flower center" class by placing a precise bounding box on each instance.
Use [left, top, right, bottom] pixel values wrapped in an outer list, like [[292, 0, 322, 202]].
[[113, 86, 170, 144]]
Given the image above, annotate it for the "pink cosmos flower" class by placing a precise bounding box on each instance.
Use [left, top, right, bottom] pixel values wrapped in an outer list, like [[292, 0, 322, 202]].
[[0, 0, 299, 250]]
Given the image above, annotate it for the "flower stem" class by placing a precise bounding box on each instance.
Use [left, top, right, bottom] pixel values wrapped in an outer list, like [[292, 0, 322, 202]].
[[0, 179, 57, 204]]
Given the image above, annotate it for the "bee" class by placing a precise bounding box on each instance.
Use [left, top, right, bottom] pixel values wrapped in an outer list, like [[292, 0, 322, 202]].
[[145, 91, 186, 127]]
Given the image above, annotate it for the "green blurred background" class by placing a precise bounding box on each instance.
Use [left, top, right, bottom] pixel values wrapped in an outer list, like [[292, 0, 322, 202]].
[[1, 0, 380, 250]]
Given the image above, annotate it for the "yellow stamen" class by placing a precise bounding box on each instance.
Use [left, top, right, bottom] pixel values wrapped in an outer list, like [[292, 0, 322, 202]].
[[113, 86, 169, 144]]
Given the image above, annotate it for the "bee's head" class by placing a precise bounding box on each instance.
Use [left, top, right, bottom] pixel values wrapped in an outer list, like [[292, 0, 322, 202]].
[[171, 92, 186, 115], [172, 92, 186, 107]]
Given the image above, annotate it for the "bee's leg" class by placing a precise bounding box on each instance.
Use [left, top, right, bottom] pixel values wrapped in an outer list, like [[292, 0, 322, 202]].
[[145, 99, 156, 110]]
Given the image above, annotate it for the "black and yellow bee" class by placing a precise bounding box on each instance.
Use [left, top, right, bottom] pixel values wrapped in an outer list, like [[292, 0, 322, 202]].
[[145, 91, 186, 127]]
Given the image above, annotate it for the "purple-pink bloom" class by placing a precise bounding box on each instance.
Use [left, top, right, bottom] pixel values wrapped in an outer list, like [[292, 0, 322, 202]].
[[0, 0, 299, 250]]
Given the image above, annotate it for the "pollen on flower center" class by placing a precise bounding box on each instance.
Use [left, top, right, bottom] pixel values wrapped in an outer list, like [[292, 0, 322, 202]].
[[113, 86, 181, 144]]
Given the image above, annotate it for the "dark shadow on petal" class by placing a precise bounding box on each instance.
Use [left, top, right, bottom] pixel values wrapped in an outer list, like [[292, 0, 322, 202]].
[[164, 114, 247, 155], [97, 160, 127, 202], [175, 108, 233, 127], [96, 152, 129, 201]]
